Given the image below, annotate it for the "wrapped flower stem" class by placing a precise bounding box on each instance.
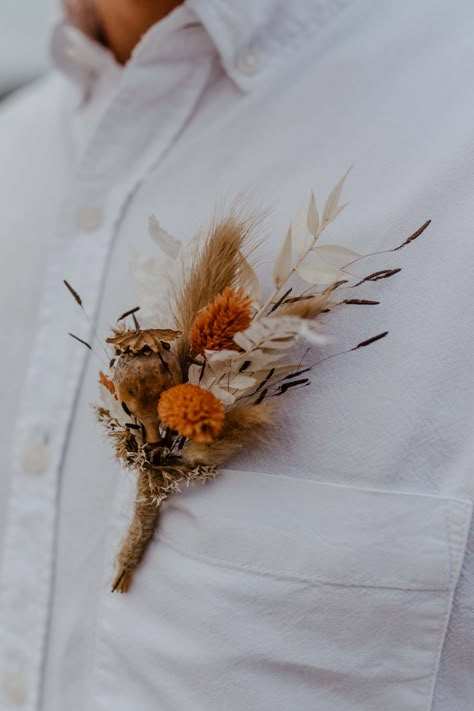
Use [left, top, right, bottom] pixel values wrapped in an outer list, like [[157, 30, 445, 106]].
[[112, 470, 160, 593]]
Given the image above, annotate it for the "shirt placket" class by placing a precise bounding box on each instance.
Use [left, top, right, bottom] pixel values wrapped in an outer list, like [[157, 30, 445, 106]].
[[0, 22, 214, 711]]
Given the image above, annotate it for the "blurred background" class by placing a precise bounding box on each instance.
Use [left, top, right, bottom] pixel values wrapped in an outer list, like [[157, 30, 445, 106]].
[[0, 0, 52, 99]]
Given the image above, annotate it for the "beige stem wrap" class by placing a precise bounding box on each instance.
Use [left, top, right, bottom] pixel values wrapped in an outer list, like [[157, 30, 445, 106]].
[[112, 471, 160, 593]]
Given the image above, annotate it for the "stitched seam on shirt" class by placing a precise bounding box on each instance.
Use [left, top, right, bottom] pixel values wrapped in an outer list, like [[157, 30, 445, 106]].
[[158, 534, 448, 592], [425, 501, 472, 711], [424, 504, 456, 711]]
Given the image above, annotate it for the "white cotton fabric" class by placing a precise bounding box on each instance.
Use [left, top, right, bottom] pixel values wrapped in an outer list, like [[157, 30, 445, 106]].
[[95, 470, 471, 711], [0, 1, 473, 709]]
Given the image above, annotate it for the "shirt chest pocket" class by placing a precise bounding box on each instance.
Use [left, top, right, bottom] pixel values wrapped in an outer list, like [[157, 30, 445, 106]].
[[93, 470, 472, 711]]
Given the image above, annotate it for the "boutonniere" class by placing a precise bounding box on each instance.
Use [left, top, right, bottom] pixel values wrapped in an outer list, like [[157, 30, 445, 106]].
[[66, 170, 430, 592]]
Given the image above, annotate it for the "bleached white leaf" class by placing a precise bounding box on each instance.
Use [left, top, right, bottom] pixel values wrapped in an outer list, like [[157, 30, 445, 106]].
[[321, 167, 351, 228], [298, 322, 331, 346], [129, 248, 176, 327], [191, 315, 328, 407], [148, 215, 182, 259], [235, 315, 326, 355], [273, 227, 292, 288], [233, 324, 292, 354], [297, 260, 346, 285], [202, 348, 240, 363], [314, 244, 360, 267], [191, 353, 259, 406], [291, 207, 309, 258], [230, 331, 254, 351], [331, 201, 349, 221], [187, 363, 204, 386], [307, 192, 320, 238], [188, 361, 235, 406], [208, 387, 236, 407], [226, 374, 257, 390], [239, 253, 261, 301], [203, 381, 236, 407]]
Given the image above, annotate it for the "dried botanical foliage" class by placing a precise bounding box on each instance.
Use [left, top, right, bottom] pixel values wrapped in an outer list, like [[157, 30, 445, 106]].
[[113, 350, 179, 443], [183, 401, 275, 467], [171, 209, 261, 368], [99, 370, 116, 396], [158, 384, 225, 443], [190, 287, 253, 354], [110, 458, 219, 592], [106, 327, 181, 354], [69, 171, 430, 592], [112, 470, 160, 593], [279, 290, 334, 319]]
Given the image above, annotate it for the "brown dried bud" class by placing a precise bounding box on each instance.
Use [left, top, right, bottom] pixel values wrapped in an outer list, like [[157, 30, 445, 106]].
[[113, 350, 180, 442]]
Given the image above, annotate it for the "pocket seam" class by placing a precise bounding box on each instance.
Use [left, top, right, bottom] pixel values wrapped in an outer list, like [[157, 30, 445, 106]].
[[446, 500, 472, 587], [157, 532, 451, 592], [423, 500, 472, 711], [160, 471, 472, 591]]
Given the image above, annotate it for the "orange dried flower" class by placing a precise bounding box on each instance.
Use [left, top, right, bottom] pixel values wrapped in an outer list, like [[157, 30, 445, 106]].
[[99, 370, 116, 398], [158, 384, 225, 443], [190, 286, 252, 355]]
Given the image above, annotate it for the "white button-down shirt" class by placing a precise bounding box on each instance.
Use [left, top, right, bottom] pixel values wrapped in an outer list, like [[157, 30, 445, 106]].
[[1, 1, 474, 709]]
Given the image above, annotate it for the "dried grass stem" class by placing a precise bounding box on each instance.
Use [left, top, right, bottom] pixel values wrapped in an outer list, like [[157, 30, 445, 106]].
[[112, 471, 160, 593]]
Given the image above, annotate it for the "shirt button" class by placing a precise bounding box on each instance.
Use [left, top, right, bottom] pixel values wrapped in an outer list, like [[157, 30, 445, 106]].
[[3, 670, 27, 705], [22, 437, 49, 475], [77, 206, 103, 231], [236, 48, 263, 76]]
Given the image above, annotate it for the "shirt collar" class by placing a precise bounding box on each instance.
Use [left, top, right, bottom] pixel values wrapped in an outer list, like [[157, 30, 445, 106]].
[[53, 0, 354, 94], [187, 0, 354, 91], [51, 21, 117, 99]]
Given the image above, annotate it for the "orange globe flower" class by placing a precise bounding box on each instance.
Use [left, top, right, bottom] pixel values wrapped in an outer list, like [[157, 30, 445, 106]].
[[158, 384, 225, 443], [190, 286, 252, 355]]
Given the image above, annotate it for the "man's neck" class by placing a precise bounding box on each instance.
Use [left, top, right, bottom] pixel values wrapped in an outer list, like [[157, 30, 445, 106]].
[[95, 0, 183, 64]]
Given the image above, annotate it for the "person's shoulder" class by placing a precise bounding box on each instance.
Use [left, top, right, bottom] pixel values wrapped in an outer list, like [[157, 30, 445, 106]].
[[0, 72, 71, 157]]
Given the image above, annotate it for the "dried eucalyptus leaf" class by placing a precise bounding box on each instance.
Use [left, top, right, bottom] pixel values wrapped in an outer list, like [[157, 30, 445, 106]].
[[291, 207, 309, 258], [321, 168, 351, 227], [297, 260, 345, 285], [307, 191, 320, 237], [331, 201, 349, 221], [239, 253, 262, 301], [313, 244, 360, 266]]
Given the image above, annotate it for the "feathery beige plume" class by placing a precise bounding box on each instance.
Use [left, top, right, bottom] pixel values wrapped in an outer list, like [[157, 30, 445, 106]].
[[183, 401, 274, 466], [172, 209, 260, 367]]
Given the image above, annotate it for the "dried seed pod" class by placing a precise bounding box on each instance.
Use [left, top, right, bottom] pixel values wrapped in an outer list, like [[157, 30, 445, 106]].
[[113, 349, 180, 442]]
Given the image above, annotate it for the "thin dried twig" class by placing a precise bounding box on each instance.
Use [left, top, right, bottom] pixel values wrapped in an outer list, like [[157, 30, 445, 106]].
[[64, 279, 82, 305], [117, 306, 141, 322], [68, 332, 92, 349]]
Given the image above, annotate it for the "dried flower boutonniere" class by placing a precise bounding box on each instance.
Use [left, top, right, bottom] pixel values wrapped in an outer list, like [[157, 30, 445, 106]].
[[66, 170, 430, 592]]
